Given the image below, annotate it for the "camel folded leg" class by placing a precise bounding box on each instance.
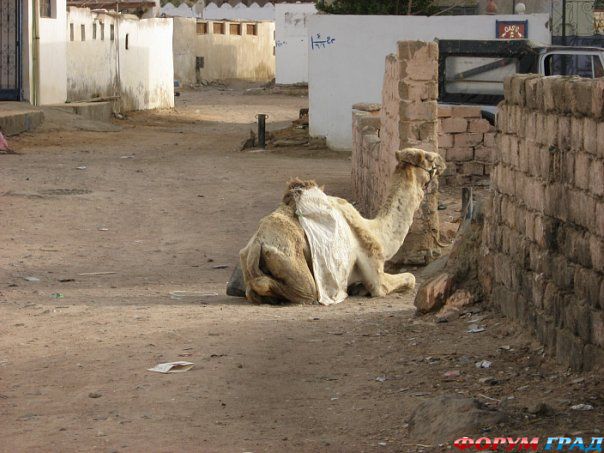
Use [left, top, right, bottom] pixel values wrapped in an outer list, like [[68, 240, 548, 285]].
[[355, 254, 416, 297]]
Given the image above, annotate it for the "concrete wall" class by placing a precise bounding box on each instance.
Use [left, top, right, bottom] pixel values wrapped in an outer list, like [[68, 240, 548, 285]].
[[67, 7, 174, 111], [173, 18, 198, 86], [119, 16, 175, 111], [275, 3, 317, 85], [21, 0, 68, 104], [308, 14, 551, 150], [66, 8, 118, 102], [173, 18, 275, 84], [483, 74, 604, 370]]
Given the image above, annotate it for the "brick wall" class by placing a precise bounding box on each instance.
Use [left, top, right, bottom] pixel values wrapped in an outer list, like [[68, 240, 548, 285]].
[[352, 41, 443, 265], [438, 105, 496, 185], [483, 74, 604, 371]]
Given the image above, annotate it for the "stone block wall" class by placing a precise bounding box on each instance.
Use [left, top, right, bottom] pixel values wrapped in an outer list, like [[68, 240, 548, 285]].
[[369, 41, 443, 265], [438, 105, 496, 185], [483, 74, 604, 371]]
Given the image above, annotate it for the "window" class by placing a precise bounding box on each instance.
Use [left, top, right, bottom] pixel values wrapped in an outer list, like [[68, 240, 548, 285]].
[[70, 23, 74, 41], [40, 0, 52, 18], [100, 23, 105, 41], [444, 56, 518, 95], [246, 24, 258, 36], [229, 23, 242, 36], [125, 34, 129, 50], [81, 24, 86, 41], [544, 53, 602, 78], [196, 22, 208, 35], [93, 23, 97, 40], [110, 24, 115, 41], [212, 22, 225, 34]]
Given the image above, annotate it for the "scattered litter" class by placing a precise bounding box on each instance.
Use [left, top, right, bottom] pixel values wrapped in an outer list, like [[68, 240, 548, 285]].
[[147, 362, 194, 374], [88, 392, 102, 399], [169, 291, 219, 300], [49, 293, 64, 299], [97, 228, 109, 231], [477, 394, 501, 403], [375, 376, 387, 383], [475, 360, 492, 369], [571, 377, 585, 384], [212, 265, 229, 269], [479, 377, 500, 385], [59, 278, 75, 283], [24, 277, 40, 282], [378, 442, 387, 447], [120, 155, 135, 159], [0, 132, 11, 152], [443, 370, 461, 379], [467, 324, 486, 333], [330, 397, 338, 401], [498, 345, 512, 351], [571, 404, 594, 411], [76, 166, 87, 170], [78, 272, 117, 276]]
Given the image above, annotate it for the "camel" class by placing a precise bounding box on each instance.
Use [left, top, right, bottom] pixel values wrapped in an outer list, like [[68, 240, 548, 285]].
[[239, 148, 446, 305]]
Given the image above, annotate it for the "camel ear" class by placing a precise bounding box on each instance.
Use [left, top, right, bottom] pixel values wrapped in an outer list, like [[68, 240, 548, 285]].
[[423, 151, 447, 174], [395, 148, 424, 167]]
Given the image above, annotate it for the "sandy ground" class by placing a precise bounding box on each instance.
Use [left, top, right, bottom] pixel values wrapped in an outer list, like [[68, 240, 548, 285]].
[[1, 87, 602, 452]]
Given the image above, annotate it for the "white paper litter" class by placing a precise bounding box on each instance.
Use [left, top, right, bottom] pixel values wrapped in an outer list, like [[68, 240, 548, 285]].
[[147, 361, 194, 373], [295, 187, 355, 305]]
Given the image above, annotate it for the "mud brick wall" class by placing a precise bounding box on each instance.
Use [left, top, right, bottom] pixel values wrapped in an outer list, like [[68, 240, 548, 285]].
[[438, 105, 496, 185], [352, 107, 382, 216], [483, 74, 604, 371]]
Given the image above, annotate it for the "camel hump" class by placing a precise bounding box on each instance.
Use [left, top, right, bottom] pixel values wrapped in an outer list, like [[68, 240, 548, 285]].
[[282, 178, 319, 206]]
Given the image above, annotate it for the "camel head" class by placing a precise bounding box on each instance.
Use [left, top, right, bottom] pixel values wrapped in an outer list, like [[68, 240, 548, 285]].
[[394, 148, 446, 189]]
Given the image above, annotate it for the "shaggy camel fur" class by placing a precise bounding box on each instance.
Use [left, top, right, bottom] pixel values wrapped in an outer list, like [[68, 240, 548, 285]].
[[239, 148, 446, 304]]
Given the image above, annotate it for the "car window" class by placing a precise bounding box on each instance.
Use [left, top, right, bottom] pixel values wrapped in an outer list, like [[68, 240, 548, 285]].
[[545, 53, 595, 78]]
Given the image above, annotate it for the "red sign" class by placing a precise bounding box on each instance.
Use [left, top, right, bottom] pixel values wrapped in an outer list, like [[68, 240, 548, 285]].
[[496, 20, 528, 39]]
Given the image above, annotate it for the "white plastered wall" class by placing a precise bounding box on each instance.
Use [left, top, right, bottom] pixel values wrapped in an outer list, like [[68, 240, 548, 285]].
[[66, 7, 174, 111], [275, 2, 317, 85], [21, 0, 68, 104]]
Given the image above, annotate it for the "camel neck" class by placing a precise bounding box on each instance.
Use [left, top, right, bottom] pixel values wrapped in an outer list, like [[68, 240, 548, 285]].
[[371, 169, 425, 260]]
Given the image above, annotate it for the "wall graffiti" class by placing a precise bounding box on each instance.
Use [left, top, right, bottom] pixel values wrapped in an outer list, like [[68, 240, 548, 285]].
[[310, 33, 335, 50]]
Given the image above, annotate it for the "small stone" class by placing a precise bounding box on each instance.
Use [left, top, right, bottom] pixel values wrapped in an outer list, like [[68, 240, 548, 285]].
[[571, 404, 594, 411], [479, 377, 500, 385], [88, 392, 102, 399], [528, 402, 553, 416]]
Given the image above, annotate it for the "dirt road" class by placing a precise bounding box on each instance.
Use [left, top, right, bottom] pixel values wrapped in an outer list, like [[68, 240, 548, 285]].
[[1, 88, 601, 452]]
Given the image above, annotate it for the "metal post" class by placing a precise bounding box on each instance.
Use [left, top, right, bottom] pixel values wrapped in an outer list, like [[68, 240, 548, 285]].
[[562, 0, 567, 46], [512, 0, 516, 14], [257, 114, 267, 149], [561, 0, 567, 75]]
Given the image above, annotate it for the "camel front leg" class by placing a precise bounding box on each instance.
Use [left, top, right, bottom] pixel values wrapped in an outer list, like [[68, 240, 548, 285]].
[[356, 254, 416, 297]]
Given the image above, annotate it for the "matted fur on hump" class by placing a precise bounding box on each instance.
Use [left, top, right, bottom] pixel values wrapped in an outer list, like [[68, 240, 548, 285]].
[[282, 178, 318, 206]]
